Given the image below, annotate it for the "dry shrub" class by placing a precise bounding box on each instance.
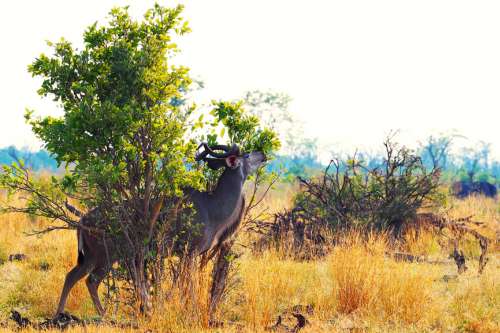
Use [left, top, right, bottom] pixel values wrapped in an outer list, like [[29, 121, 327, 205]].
[[327, 234, 436, 324], [293, 136, 442, 234]]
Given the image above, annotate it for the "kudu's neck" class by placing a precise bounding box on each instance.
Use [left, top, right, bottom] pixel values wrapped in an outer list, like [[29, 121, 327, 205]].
[[210, 167, 245, 211], [214, 167, 244, 196]]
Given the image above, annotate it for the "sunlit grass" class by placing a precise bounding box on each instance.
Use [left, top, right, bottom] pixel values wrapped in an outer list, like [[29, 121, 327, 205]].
[[0, 193, 499, 332]]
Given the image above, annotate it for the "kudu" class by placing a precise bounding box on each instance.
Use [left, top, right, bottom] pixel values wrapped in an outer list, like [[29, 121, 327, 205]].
[[55, 143, 265, 317]]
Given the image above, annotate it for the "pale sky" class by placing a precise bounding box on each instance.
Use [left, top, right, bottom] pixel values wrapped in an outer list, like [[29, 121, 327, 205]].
[[1, 1, 499, 156]]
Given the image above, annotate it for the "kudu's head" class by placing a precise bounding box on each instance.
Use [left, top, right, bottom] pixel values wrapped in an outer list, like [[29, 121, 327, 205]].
[[195, 142, 266, 180]]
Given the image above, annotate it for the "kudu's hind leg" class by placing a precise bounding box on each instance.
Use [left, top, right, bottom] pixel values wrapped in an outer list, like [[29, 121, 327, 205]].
[[55, 259, 94, 316], [86, 265, 109, 316]]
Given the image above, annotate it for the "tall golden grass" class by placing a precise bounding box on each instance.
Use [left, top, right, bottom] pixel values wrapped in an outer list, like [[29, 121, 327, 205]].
[[0, 193, 499, 332]]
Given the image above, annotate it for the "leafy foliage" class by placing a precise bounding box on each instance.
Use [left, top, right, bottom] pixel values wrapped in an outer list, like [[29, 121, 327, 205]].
[[24, 4, 200, 209], [210, 101, 280, 154]]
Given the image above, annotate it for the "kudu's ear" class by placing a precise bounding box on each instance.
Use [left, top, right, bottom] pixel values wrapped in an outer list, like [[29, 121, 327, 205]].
[[206, 158, 227, 170], [225, 155, 240, 169]]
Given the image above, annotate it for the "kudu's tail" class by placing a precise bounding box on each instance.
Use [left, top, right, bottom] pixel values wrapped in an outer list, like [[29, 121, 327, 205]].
[[65, 201, 86, 265], [77, 229, 85, 265]]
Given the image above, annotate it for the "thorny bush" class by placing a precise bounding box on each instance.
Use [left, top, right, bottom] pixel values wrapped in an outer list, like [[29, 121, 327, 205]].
[[260, 136, 444, 256]]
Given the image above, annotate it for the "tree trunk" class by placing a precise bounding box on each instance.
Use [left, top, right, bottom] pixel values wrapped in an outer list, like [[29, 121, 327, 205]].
[[208, 242, 233, 325], [131, 252, 152, 316]]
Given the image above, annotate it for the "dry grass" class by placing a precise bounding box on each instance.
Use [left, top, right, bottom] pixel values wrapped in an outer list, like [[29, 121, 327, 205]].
[[326, 235, 437, 324], [0, 193, 499, 332], [0, 215, 94, 319]]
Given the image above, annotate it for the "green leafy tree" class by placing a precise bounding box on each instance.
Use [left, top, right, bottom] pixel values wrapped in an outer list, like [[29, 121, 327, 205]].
[[0, 4, 279, 315], [19, 4, 199, 312]]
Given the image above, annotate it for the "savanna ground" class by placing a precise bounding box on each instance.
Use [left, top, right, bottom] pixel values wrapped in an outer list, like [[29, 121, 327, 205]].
[[0, 187, 499, 333]]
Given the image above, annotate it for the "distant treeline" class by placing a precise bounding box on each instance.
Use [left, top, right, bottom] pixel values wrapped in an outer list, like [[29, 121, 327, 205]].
[[271, 134, 500, 185], [417, 135, 500, 184], [1, 133, 499, 185], [0, 146, 58, 172], [324, 134, 500, 185], [267, 154, 323, 181]]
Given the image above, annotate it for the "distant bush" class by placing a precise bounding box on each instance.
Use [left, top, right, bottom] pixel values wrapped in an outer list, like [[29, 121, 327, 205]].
[[299, 136, 442, 232], [261, 136, 443, 255]]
